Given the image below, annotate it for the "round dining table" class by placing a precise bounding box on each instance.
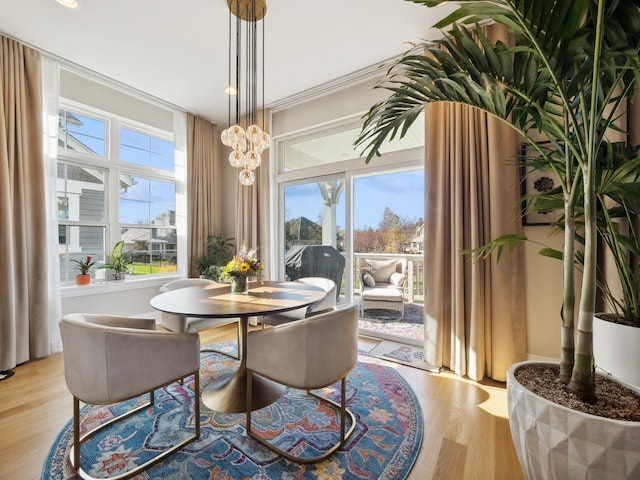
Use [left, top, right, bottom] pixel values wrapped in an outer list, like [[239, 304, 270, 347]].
[[150, 280, 326, 413]]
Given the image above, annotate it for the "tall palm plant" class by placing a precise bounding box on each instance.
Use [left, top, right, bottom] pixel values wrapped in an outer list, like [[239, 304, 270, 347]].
[[526, 143, 640, 326], [356, 0, 640, 402]]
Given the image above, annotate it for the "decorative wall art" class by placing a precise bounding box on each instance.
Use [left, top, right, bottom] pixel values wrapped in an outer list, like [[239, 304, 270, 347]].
[[520, 143, 561, 226]]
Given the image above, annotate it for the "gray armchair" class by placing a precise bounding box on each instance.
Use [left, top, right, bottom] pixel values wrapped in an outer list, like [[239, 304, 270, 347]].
[[245, 304, 358, 463], [261, 277, 337, 327], [159, 278, 240, 359], [358, 257, 407, 319], [59, 313, 201, 479]]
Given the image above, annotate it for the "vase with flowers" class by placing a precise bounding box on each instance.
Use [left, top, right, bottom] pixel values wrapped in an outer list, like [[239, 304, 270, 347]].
[[220, 250, 263, 294], [71, 255, 96, 286]]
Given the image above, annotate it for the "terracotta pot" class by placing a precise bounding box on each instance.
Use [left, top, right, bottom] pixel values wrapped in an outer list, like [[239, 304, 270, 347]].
[[75, 274, 91, 286], [507, 361, 640, 480]]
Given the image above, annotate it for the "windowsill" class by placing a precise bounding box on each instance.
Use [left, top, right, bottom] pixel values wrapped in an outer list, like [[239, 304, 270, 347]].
[[61, 274, 180, 298]]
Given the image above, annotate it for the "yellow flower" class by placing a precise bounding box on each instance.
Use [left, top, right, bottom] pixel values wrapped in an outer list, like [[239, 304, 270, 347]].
[[239, 263, 250, 273]]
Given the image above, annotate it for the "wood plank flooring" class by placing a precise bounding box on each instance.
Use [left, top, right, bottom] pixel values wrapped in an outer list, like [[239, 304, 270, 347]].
[[0, 325, 524, 480]]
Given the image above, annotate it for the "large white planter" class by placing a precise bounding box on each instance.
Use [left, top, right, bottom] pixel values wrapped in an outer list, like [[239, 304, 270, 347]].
[[507, 361, 640, 480], [593, 315, 640, 388]]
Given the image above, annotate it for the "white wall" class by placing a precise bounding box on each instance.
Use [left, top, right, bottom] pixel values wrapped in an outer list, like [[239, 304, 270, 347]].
[[271, 77, 386, 136], [523, 226, 563, 359], [61, 276, 176, 318], [60, 69, 174, 131]]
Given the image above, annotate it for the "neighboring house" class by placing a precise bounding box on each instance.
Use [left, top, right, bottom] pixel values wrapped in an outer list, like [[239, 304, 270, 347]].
[[285, 216, 321, 248], [120, 210, 177, 260], [410, 224, 424, 253]]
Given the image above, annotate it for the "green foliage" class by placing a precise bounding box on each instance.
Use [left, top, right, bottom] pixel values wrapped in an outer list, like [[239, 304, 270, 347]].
[[353, 206, 421, 253], [99, 240, 133, 273], [355, 0, 640, 402], [196, 234, 235, 280], [70, 255, 96, 275]]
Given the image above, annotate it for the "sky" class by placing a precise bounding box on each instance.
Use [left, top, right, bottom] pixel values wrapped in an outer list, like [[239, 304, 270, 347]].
[[284, 170, 424, 230]]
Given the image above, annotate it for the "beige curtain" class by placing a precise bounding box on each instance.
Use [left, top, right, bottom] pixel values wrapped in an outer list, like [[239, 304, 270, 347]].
[[0, 36, 52, 370], [186, 114, 221, 277], [423, 100, 527, 382], [235, 109, 271, 273]]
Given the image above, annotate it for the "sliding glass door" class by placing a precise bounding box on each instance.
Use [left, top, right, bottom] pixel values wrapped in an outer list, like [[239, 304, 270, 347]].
[[282, 177, 346, 298], [274, 114, 424, 340]]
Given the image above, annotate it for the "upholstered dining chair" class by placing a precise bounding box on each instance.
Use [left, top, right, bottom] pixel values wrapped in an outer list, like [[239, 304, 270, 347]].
[[59, 313, 200, 480], [358, 257, 407, 319], [159, 278, 240, 359], [261, 277, 337, 327], [245, 304, 359, 463]]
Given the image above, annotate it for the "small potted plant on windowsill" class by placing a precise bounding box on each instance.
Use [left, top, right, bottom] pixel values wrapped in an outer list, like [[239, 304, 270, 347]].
[[99, 240, 133, 282], [71, 255, 96, 286]]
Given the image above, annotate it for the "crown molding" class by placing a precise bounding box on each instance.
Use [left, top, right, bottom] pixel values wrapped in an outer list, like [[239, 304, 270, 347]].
[[266, 56, 396, 113]]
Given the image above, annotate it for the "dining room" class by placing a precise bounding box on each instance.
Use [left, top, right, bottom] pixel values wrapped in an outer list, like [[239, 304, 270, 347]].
[[0, 1, 580, 478]]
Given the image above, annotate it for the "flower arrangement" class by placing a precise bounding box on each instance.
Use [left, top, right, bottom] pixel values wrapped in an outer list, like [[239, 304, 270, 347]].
[[220, 250, 263, 281], [71, 255, 96, 275]]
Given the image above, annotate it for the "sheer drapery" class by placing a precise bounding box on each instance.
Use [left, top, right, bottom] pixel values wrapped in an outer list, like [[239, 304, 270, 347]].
[[422, 101, 527, 382], [174, 111, 188, 277], [41, 57, 62, 354], [0, 36, 54, 370], [186, 113, 221, 278]]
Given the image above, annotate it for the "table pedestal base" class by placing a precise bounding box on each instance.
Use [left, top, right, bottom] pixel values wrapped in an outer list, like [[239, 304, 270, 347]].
[[202, 369, 285, 414]]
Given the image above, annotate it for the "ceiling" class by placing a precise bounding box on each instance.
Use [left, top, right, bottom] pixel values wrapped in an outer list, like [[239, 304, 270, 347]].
[[0, 0, 454, 125]]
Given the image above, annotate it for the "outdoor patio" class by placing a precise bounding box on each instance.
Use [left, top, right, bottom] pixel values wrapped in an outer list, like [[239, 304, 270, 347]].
[[353, 299, 424, 346]]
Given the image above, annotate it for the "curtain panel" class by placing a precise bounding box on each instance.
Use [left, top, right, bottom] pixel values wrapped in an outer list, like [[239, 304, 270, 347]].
[[234, 109, 271, 273], [423, 102, 527, 382], [186, 114, 221, 278], [0, 36, 52, 370]]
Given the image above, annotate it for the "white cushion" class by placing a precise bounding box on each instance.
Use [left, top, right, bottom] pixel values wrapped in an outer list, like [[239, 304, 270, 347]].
[[366, 259, 399, 283], [390, 272, 406, 287], [361, 286, 403, 302]]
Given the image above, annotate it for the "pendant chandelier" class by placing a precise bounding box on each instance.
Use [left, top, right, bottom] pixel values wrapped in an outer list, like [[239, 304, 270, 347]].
[[220, 0, 271, 186]]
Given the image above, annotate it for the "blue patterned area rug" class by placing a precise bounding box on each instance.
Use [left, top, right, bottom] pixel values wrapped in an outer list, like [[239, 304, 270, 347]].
[[42, 344, 423, 479]]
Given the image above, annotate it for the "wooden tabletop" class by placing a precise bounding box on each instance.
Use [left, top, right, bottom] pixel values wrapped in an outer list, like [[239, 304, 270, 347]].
[[149, 280, 327, 318]]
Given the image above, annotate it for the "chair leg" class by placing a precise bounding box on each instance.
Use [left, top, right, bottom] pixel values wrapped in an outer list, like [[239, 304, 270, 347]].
[[72, 397, 80, 471], [340, 377, 346, 443], [69, 372, 200, 480], [246, 370, 253, 431], [246, 375, 356, 464]]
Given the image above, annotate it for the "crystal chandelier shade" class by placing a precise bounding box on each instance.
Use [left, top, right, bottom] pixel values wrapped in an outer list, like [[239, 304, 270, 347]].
[[220, 0, 270, 186]]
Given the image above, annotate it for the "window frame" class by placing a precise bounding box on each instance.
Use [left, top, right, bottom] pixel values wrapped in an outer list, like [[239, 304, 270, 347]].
[[57, 99, 179, 285], [272, 114, 424, 302]]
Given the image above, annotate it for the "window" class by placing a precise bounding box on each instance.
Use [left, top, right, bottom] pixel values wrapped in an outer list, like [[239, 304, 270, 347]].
[[57, 106, 177, 283], [276, 115, 425, 307]]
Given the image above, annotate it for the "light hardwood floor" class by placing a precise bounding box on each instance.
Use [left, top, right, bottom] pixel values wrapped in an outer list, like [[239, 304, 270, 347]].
[[0, 324, 524, 480]]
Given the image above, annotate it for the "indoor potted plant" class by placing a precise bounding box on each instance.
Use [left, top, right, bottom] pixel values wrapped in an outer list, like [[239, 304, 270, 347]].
[[99, 240, 133, 281], [512, 142, 640, 387], [70, 255, 96, 285], [590, 144, 640, 386], [195, 234, 235, 281], [355, 0, 640, 477]]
